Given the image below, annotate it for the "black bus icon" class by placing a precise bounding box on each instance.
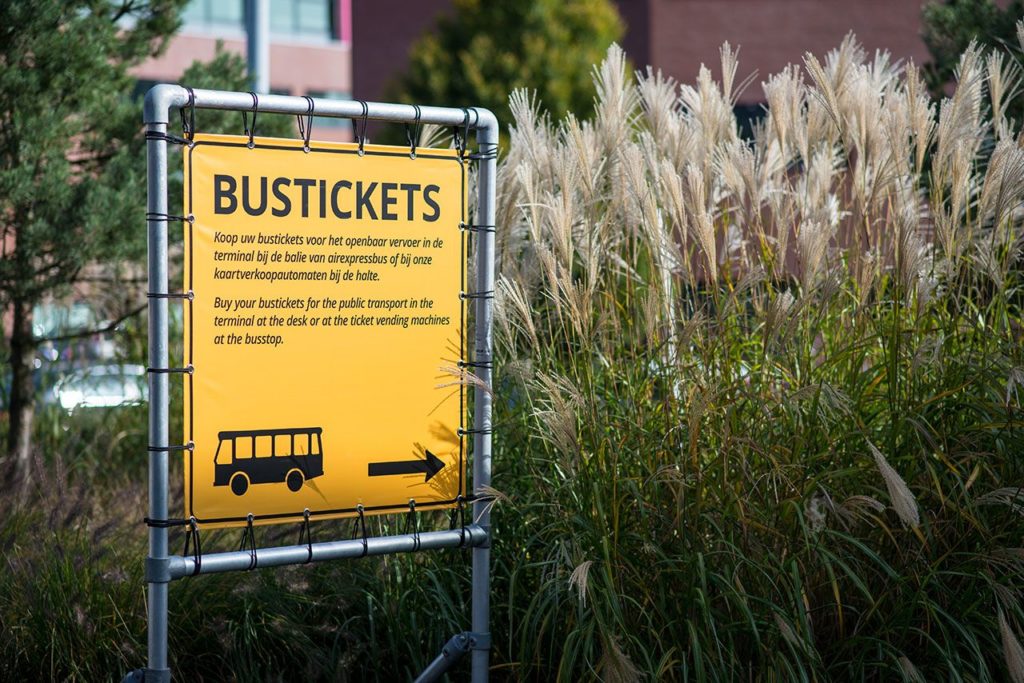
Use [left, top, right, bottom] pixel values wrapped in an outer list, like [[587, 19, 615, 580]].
[[213, 427, 324, 496]]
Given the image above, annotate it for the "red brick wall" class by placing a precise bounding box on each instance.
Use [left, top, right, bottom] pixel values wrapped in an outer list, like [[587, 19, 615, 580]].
[[616, 0, 652, 68], [643, 0, 930, 104], [351, 0, 932, 113], [352, 0, 453, 104]]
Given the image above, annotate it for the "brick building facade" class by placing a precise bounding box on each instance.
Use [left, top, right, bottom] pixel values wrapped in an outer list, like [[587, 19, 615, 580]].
[[133, 0, 353, 141], [353, 0, 932, 112]]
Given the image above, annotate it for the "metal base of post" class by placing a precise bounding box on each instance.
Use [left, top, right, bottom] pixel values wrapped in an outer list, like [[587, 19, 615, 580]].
[[414, 632, 472, 683], [120, 668, 169, 683], [415, 631, 492, 683]]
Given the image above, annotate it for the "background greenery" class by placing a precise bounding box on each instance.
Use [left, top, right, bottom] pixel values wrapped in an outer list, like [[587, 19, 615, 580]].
[[389, 0, 623, 146]]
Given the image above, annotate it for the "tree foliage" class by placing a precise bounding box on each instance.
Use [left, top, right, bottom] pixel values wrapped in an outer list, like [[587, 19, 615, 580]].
[[0, 0, 190, 482], [0, 2, 293, 483], [922, 1, 1024, 103], [0, 0, 186, 307], [393, 0, 623, 136]]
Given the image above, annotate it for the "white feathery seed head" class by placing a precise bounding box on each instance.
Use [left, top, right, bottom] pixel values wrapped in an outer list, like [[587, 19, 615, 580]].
[[569, 559, 593, 607], [868, 441, 920, 528], [1000, 610, 1024, 683]]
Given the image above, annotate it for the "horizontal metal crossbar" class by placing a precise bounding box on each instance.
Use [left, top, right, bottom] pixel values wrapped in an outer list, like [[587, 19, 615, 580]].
[[144, 85, 499, 135], [169, 524, 488, 579]]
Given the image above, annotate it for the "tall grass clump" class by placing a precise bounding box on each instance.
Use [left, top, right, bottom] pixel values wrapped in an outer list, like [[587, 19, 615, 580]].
[[0, 450, 478, 680], [492, 33, 1024, 680]]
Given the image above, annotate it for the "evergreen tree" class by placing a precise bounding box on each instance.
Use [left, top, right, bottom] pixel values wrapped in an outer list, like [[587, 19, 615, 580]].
[[922, 0, 1024, 114], [0, 1, 184, 486], [0, 2, 293, 487]]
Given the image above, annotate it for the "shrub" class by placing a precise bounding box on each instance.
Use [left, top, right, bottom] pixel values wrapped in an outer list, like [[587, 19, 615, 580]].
[[394, 0, 623, 138], [491, 35, 1024, 680]]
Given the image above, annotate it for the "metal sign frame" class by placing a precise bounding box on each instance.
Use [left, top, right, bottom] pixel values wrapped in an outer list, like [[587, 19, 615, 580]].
[[134, 85, 496, 683]]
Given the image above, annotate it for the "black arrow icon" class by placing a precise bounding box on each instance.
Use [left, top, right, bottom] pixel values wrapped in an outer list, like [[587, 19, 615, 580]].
[[368, 450, 445, 482]]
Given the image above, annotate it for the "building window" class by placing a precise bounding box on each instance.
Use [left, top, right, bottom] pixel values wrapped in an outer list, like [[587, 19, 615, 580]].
[[183, 1, 336, 41], [270, 0, 336, 41], [183, 0, 244, 31]]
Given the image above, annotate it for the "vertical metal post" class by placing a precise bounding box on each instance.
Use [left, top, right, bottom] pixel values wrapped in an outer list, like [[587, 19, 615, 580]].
[[246, 0, 270, 94], [471, 109, 498, 683], [145, 119, 171, 683]]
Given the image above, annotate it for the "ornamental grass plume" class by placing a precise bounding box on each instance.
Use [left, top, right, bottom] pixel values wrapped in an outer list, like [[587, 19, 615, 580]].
[[867, 441, 920, 528], [1000, 610, 1024, 683], [598, 635, 640, 683], [493, 32, 1024, 681], [531, 371, 582, 460], [898, 655, 927, 683], [568, 559, 593, 607]]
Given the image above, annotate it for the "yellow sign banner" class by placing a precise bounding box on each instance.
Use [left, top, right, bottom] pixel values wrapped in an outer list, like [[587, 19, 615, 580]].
[[182, 134, 466, 528]]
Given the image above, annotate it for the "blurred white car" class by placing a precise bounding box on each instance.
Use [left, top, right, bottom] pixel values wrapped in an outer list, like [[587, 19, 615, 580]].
[[48, 364, 148, 413]]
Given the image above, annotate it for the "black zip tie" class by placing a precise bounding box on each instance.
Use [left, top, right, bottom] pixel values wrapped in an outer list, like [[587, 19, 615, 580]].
[[144, 130, 190, 146], [146, 212, 194, 223], [459, 495, 467, 547], [468, 142, 499, 161], [147, 291, 195, 301], [451, 125, 463, 156], [448, 495, 467, 547], [239, 513, 257, 569], [458, 427, 492, 436], [452, 108, 470, 158], [297, 508, 313, 563], [468, 142, 499, 160], [354, 100, 368, 156], [458, 359, 493, 370], [460, 290, 494, 300], [183, 516, 202, 576], [353, 504, 368, 558], [144, 517, 188, 528], [461, 108, 471, 157], [146, 364, 194, 375], [180, 86, 196, 144], [242, 92, 259, 148], [459, 222, 496, 234], [296, 95, 314, 152], [468, 141, 499, 161], [405, 104, 422, 159], [148, 442, 194, 453], [405, 499, 420, 551]]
